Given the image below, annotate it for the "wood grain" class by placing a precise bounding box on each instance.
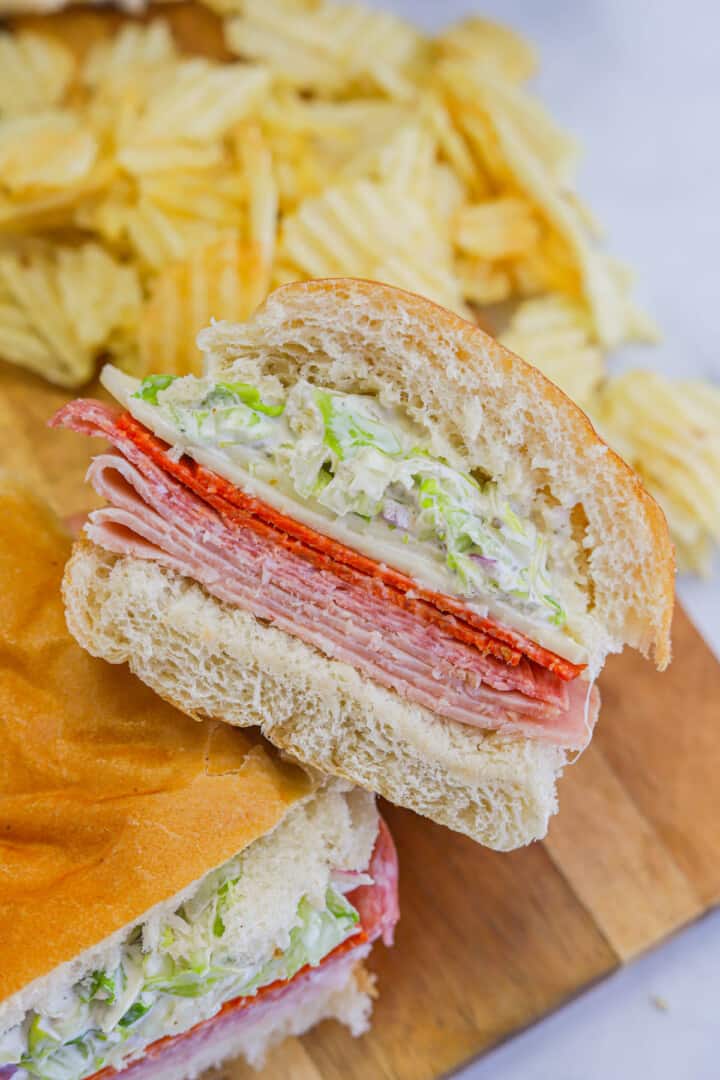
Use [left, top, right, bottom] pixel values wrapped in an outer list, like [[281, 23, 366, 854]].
[[2, 349, 719, 1077], [3, 5, 720, 1076], [213, 807, 618, 1080], [544, 744, 702, 960], [596, 608, 720, 909]]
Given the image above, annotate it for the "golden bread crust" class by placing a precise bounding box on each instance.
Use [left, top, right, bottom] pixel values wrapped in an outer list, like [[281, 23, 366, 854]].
[[0, 485, 312, 1004]]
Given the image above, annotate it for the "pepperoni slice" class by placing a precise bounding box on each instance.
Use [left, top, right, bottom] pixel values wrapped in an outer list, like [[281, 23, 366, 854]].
[[117, 412, 584, 681]]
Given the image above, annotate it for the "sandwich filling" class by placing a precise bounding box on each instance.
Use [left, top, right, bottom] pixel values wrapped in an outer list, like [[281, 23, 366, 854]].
[[0, 816, 397, 1080], [104, 367, 589, 664], [51, 366, 599, 751]]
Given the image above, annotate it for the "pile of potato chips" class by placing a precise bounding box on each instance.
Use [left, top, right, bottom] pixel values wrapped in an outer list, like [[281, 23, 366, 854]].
[[0, 0, 717, 571]]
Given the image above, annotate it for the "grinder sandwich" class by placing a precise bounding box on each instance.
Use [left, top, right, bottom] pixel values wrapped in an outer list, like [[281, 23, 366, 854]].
[[53, 278, 674, 850], [0, 485, 398, 1080]]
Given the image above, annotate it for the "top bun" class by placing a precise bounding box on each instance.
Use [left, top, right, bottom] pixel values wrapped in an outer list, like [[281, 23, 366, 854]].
[[0, 481, 313, 1016], [198, 277, 674, 670]]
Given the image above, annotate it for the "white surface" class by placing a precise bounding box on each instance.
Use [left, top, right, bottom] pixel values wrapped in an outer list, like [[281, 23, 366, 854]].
[[463, 907, 720, 1080], [370, 1, 719, 1077]]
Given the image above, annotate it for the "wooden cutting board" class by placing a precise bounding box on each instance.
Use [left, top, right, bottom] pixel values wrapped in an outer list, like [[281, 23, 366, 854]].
[[2, 352, 720, 1080], [3, 7, 720, 1077]]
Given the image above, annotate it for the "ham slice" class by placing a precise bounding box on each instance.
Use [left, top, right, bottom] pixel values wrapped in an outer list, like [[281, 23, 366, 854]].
[[51, 400, 598, 749], [348, 817, 399, 948], [117, 410, 585, 682]]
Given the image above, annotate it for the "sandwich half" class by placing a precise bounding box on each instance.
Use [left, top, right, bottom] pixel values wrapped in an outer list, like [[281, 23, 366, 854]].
[[54, 278, 674, 851], [0, 484, 398, 1080]]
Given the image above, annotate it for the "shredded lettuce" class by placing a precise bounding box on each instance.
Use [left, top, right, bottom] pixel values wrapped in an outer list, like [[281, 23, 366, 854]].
[[128, 373, 568, 629], [118, 1001, 151, 1028], [169, 383, 284, 448], [85, 970, 116, 1005], [133, 374, 177, 405], [217, 381, 285, 417], [315, 389, 402, 459], [2, 869, 360, 1080]]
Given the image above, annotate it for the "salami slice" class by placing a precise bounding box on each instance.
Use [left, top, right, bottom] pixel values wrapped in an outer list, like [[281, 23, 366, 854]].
[[116, 411, 585, 682], [51, 400, 597, 746]]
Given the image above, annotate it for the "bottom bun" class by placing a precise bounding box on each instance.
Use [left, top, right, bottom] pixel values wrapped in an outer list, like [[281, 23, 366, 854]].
[[63, 543, 566, 851]]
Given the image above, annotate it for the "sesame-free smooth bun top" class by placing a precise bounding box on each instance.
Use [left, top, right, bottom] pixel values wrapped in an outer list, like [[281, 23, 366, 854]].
[[198, 278, 674, 669], [0, 483, 313, 1005]]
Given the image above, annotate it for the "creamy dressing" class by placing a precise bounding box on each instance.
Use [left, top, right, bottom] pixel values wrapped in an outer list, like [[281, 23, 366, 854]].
[[101, 366, 588, 664], [0, 857, 360, 1080]]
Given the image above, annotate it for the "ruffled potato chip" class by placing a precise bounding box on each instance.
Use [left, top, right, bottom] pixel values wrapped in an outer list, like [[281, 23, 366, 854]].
[[279, 177, 466, 315], [223, 0, 424, 98], [439, 64, 643, 348], [594, 373, 720, 573], [235, 124, 277, 268], [434, 17, 537, 84], [454, 196, 539, 260], [76, 183, 230, 274], [139, 168, 246, 226], [438, 61, 579, 186], [0, 29, 76, 117], [0, 111, 98, 195], [124, 59, 270, 145], [455, 256, 512, 305], [500, 295, 604, 407], [0, 241, 141, 387], [0, 158, 113, 232], [138, 232, 270, 376], [82, 19, 179, 88], [422, 91, 490, 198]]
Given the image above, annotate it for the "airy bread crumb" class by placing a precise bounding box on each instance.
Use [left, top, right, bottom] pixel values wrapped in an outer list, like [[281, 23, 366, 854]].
[[64, 542, 565, 852]]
